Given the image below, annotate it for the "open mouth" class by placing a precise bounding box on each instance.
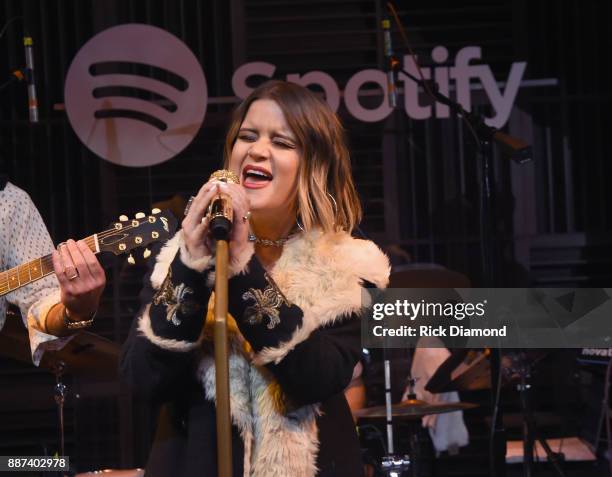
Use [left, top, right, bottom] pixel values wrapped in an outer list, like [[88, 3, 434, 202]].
[[242, 165, 273, 188]]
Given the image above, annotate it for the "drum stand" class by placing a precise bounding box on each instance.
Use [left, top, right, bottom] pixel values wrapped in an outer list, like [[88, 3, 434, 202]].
[[515, 353, 566, 477]]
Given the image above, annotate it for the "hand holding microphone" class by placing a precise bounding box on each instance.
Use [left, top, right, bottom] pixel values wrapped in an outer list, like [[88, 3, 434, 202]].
[[182, 170, 251, 263], [207, 170, 240, 240]]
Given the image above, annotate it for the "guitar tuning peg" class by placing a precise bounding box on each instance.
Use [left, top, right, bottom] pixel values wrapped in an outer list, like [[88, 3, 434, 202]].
[[135, 212, 146, 219], [151, 208, 161, 215], [127, 254, 136, 265], [143, 248, 151, 259], [119, 215, 129, 222]]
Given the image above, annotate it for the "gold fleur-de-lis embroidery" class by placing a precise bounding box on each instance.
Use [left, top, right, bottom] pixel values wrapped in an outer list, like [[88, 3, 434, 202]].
[[153, 268, 195, 326], [242, 284, 288, 330]]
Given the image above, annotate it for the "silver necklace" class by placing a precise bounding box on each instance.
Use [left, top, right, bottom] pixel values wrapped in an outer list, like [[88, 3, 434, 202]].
[[248, 232, 293, 247]]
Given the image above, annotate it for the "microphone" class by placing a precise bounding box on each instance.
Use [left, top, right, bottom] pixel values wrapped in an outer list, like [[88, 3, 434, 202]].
[[381, 15, 398, 108], [207, 169, 240, 241], [23, 35, 39, 123]]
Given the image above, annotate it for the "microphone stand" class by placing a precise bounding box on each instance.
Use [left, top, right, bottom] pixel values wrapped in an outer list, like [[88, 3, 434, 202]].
[[398, 65, 532, 477], [208, 174, 236, 477], [214, 236, 232, 477]]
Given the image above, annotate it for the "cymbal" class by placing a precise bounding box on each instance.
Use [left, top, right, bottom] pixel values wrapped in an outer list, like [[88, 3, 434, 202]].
[[0, 311, 34, 364], [355, 399, 478, 419], [1, 309, 119, 379], [40, 331, 120, 379]]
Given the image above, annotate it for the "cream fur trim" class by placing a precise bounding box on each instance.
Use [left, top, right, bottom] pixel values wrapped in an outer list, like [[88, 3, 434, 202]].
[[230, 241, 255, 276], [137, 304, 201, 352], [250, 367, 319, 477], [178, 230, 215, 272], [152, 230, 252, 290], [151, 230, 215, 290], [150, 232, 180, 289], [199, 354, 253, 476], [198, 353, 319, 477], [254, 230, 390, 365]]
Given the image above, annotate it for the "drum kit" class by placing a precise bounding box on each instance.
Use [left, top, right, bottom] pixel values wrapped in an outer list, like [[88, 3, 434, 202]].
[[351, 267, 483, 476], [355, 345, 567, 477], [354, 371, 480, 477], [0, 307, 143, 477]]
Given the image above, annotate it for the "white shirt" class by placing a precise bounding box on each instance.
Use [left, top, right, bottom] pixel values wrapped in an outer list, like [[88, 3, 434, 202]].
[[0, 182, 64, 365]]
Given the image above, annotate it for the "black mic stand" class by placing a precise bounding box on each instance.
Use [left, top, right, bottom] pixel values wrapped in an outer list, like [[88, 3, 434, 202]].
[[513, 353, 567, 477], [395, 65, 532, 477], [382, 4, 533, 475], [378, 5, 412, 475]]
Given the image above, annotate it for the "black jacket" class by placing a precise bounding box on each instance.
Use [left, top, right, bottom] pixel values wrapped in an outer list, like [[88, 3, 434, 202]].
[[121, 229, 389, 476]]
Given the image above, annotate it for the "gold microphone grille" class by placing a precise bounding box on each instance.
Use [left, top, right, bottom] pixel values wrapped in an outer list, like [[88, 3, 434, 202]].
[[209, 169, 240, 184]]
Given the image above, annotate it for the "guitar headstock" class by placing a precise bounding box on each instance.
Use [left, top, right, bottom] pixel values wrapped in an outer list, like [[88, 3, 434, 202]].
[[97, 208, 176, 259]]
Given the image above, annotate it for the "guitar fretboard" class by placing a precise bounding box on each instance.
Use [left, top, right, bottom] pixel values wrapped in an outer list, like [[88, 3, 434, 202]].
[[0, 235, 97, 297]]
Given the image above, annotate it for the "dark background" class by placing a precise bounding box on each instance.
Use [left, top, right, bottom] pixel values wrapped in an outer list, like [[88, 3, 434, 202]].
[[1, 0, 611, 475]]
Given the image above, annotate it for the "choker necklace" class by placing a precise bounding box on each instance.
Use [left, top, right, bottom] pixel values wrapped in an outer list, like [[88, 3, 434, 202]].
[[248, 232, 294, 247]]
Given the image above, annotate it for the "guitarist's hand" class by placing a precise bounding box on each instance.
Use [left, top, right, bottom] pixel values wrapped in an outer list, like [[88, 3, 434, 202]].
[[51, 239, 106, 321]]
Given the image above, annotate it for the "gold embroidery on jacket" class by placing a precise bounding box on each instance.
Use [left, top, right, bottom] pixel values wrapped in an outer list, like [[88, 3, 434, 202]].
[[242, 275, 289, 329], [153, 268, 195, 326]]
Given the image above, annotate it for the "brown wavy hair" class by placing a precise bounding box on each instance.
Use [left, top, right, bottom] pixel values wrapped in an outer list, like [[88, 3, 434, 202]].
[[223, 80, 362, 233]]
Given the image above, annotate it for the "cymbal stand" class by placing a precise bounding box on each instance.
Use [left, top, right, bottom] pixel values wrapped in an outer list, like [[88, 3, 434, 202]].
[[380, 348, 411, 476], [53, 360, 68, 476], [515, 353, 566, 477]]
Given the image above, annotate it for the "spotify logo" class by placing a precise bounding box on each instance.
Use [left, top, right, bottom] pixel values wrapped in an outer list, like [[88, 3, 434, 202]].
[[65, 24, 207, 167]]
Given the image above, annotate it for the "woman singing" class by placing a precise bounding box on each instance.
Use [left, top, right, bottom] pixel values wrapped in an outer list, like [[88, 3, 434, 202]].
[[121, 80, 389, 477]]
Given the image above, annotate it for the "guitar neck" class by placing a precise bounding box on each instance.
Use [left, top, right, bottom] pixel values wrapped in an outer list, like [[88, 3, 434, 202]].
[[0, 235, 98, 297]]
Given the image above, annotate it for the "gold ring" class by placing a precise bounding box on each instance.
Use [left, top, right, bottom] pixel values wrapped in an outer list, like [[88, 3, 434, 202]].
[[66, 269, 79, 281], [242, 211, 251, 223]]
